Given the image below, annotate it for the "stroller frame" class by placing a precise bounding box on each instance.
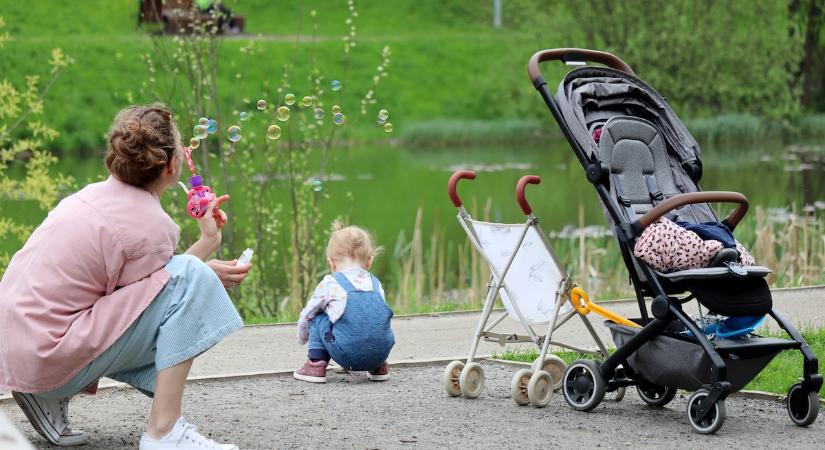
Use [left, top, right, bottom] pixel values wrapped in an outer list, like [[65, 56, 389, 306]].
[[442, 171, 621, 408], [528, 48, 822, 433]]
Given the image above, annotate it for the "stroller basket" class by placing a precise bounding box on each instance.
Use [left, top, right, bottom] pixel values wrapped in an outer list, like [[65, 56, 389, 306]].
[[607, 320, 779, 392]]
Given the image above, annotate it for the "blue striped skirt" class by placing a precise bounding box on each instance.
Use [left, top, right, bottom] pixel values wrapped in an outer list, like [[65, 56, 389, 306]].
[[39, 254, 244, 398]]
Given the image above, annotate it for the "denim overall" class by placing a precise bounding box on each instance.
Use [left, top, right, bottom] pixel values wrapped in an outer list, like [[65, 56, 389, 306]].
[[320, 272, 395, 371]]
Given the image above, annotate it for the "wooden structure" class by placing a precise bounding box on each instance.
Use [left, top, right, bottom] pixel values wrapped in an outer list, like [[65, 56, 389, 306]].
[[138, 0, 245, 35]]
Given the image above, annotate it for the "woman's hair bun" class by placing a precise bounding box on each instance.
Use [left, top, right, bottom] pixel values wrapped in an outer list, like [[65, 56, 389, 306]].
[[105, 104, 178, 188]]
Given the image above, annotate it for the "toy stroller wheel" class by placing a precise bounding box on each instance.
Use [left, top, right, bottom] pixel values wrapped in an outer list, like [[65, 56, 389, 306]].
[[610, 386, 626, 402], [535, 355, 566, 392], [787, 382, 819, 427], [686, 389, 726, 435], [562, 359, 606, 412], [527, 370, 554, 408], [636, 384, 677, 407], [459, 362, 485, 399], [442, 361, 464, 397], [510, 369, 533, 406]]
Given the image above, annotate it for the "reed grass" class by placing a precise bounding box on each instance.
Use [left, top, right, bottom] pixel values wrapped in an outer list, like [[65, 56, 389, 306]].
[[382, 204, 825, 315]]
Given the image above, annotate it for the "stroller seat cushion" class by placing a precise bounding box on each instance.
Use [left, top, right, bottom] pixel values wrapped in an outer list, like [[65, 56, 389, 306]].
[[655, 265, 771, 282], [684, 276, 773, 316]]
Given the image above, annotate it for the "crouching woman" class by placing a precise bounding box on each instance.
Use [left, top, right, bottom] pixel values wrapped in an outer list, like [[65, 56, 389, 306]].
[[0, 105, 249, 450]]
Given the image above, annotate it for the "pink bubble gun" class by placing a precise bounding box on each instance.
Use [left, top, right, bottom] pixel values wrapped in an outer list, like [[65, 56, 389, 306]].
[[182, 146, 217, 219]]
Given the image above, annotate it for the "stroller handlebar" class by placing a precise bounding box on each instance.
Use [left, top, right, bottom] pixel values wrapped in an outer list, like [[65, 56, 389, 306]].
[[528, 48, 635, 84], [516, 175, 541, 215], [636, 191, 749, 231], [448, 170, 477, 207]]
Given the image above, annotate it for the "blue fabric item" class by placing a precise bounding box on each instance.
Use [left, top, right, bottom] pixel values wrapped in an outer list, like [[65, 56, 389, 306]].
[[39, 255, 243, 399], [306, 272, 395, 371], [675, 221, 736, 249], [717, 315, 766, 339]]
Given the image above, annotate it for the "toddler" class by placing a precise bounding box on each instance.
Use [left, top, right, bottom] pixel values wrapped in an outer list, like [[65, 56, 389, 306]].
[[293, 224, 395, 383]]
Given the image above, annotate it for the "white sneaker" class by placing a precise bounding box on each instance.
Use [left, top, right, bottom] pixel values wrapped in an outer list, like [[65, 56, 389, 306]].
[[139, 417, 238, 450], [11, 392, 87, 446]]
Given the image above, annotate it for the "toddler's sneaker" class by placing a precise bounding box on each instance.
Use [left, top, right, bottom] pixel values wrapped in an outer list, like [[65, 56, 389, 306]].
[[368, 362, 390, 381], [12, 392, 87, 446], [293, 359, 328, 383], [139, 417, 237, 450]]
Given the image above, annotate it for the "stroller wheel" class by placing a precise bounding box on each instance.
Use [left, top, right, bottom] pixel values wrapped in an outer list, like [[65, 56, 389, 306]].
[[562, 359, 606, 412], [442, 361, 465, 397], [459, 362, 485, 399], [787, 382, 819, 427], [636, 384, 677, 407], [610, 386, 626, 402], [527, 370, 554, 408], [510, 369, 533, 406], [534, 355, 566, 392], [686, 389, 726, 434]]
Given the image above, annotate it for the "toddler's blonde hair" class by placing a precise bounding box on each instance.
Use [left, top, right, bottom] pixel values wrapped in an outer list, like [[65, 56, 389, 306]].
[[326, 221, 382, 267]]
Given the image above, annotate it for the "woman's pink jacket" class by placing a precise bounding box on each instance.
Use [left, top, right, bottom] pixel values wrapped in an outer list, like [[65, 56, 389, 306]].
[[0, 176, 179, 393]]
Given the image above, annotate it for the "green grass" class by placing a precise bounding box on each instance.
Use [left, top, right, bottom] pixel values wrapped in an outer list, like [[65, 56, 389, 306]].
[[495, 348, 601, 365], [3, 1, 824, 153], [494, 328, 825, 397]]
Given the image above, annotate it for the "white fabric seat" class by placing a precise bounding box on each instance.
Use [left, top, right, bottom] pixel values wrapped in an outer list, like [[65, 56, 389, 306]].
[[469, 219, 572, 324]]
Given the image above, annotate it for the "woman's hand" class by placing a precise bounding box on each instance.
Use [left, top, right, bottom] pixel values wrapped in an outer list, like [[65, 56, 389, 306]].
[[198, 195, 230, 244], [207, 259, 252, 288], [185, 195, 230, 261]]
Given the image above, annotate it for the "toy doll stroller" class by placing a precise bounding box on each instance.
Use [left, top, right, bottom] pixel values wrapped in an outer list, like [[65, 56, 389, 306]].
[[528, 48, 822, 433], [442, 171, 635, 407]]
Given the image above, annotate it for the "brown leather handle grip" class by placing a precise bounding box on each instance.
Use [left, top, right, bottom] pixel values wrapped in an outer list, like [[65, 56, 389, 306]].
[[516, 175, 541, 215], [637, 191, 749, 229], [528, 48, 635, 82], [448, 170, 476, 207]]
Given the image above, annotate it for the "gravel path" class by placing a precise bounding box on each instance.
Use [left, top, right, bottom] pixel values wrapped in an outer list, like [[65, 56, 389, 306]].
[[2, 362, 822, 449]]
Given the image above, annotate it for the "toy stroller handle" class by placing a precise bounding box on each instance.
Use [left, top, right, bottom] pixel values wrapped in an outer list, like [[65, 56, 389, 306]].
[[448, 170, 477, 207], [516, 175, 541, 215], [528, 48, 635, 83], [635, 191, 749, 230]]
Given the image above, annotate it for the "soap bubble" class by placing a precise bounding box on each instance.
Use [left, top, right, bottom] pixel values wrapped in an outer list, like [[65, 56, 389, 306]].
[[331, 105, 342, 114], [312, 179, 323, 192], [378, 109, 389, 120], [227, 125, 241, 142], [314, 108, 324, 120], [383, 122, 393, 133], [301, 96, 313, 107], [333, 113, 346, 125], [189, 137, 200, 149], [198, 117, 209, 126], [239, 111, 249, 121], [284, 93, 296, 105], [331, 80, 342, 91], [193, 125, 208, 140], [377, 116, 387, 125], [277, 106, 290, 121], [256, 99, 267, 110], [266, 124, 281, 140], [206, 119, 218, 134]]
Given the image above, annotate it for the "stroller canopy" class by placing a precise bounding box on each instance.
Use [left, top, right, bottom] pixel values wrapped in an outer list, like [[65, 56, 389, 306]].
[[556, 66, 716, 225], [557, 67, 704, 191]]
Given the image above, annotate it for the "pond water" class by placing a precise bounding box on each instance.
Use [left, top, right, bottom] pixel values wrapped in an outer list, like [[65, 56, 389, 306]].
[[3, 139, 824, 279]]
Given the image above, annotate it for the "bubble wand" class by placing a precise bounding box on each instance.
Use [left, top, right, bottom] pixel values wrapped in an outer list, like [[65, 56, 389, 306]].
[[182, 145, 224, 223]]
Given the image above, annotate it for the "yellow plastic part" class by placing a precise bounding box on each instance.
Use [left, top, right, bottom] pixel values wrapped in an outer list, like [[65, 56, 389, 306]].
[[569, 287, 641, 328]]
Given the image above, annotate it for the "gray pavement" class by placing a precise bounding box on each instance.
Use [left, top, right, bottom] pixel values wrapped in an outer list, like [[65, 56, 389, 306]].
[[188, 285, 825, 378], [1, 285, 823, 400], [3, 363, 824, 449]]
